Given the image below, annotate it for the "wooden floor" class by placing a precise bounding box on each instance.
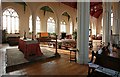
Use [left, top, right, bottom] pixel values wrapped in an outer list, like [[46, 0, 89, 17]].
[[0, 44, 89, 76]]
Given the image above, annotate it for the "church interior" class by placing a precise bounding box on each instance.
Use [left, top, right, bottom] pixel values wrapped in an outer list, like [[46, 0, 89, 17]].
[[0, 1, 120, 77]]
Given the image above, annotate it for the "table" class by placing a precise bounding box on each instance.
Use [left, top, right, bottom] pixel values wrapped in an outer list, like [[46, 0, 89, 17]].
[[18, 38, 43, 58], [36, 35, 60, 57], [69, 48, 78, 62]]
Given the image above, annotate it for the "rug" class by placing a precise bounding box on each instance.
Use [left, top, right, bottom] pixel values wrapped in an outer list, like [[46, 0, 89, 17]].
[[6, 47, 55, 67]]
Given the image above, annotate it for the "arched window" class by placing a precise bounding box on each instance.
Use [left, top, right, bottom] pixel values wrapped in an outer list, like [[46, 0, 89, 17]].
[[36, 16, 40, 34], [29, 15, 32, 33], [47, 17, 55, 33], [3, 8, 19, 33], [60, 20, 66, 32], [70, 22, 73, 34]]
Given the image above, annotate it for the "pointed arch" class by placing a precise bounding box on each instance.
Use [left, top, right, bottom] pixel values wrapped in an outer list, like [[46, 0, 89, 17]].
[[62, 12, 70, 21], [3, 8, 19, 34]]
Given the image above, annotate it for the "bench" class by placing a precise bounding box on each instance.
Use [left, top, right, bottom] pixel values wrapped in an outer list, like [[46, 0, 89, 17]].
[[7, 36, 20, 46], [88, 51, 120, 77]]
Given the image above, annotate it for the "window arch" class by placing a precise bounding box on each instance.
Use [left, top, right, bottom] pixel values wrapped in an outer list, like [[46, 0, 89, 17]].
[[60, 20, 66, 33], [3, 8, 19, 33], [47, 17, 55, 33]]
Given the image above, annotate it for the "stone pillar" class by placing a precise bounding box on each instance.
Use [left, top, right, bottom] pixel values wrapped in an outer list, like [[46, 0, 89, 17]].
[[93, 19, 97, 35], [0, 0, 2, 44], [97, 15, 102, 35], [40, 17, 45, 32], [56, 17, 60, 36], [112, 2, 119, 44], [27, 2, 37, 36], [102, 2, 111, 45], [91, 17, 97, 35], [119, 3, 120, 41], [32, 11, 36, 37], [72, 21, 75, 32], [42, 16, 47, 32], [72, 18, 75, 33], [113, 2, 119, 34], [90, 17, 92, 36], [77, 2, 90, 64], [66, 22, 69, 34]]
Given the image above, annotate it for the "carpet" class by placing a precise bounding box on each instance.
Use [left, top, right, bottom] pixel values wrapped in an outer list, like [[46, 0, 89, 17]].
[[6, 47, 55, 67]]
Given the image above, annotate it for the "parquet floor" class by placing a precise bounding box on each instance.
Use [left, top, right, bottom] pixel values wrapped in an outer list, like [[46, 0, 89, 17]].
[[0, 44, 89, 76]]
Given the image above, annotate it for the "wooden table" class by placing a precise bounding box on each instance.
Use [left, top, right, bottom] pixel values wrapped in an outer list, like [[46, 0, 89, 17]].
[[18, 38, 43, 59], [69, 48, 78, 62]]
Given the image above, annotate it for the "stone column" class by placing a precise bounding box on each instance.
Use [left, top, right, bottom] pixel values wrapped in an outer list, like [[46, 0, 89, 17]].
[[0, 0, 2, 44], [40, 16, 45, 32], [93, 19, 97, 35], [119, 3, 120, 41], [112, 2, 119, 44], [97, 15, 102, 35], [102, 2, 111, 45], [66, 22, 69, 34], [31, 11, 36, 37], [72, 18, 75, 33], [77, 2, 90, 64], [113, 2, 119, 34], [27, 2, 37, 37], [56, 17, 60, 36], [90, 17, 92, 36], [41, 15, 47, 32]]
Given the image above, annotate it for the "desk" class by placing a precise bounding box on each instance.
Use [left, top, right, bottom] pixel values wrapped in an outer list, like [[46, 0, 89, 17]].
[[18, 38, 43, 58]]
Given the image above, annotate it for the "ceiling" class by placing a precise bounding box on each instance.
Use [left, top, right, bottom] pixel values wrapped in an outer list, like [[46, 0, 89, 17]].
[[61, 2, 77, 9], [62, 2, 103, 18], [90, 2, 103, 18], [15, 2, 102, 18]]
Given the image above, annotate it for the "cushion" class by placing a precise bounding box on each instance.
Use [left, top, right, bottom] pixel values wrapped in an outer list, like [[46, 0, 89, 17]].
[[40, 32, 49, 37]]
